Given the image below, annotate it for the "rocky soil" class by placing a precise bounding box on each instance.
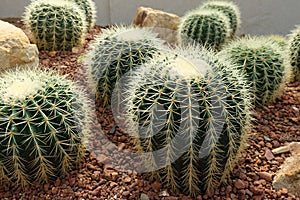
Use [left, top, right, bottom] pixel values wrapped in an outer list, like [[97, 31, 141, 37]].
[[0, 18, 299, 200]]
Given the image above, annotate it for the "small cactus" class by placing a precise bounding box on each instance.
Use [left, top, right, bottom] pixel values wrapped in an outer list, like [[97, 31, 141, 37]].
[[198, 0, 241, 38], [288, 25, 300, 81], [219, 36, 290, 106], [0, 68, 90, 186], [67, 0, 97, 30], [178, 9, 231, 50], [84, 25, 164, 108], [23, 0, 87, 51], [121, 45, 252, 196]]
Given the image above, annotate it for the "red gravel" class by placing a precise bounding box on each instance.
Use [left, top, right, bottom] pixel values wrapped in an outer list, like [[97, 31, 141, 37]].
[[0, 18, 299, 200]]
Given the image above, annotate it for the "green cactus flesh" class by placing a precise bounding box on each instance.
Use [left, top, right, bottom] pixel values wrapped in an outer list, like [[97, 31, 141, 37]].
[[199, 0, 241, 37], [0, 69, 89, 186], [85, 26, 163, 107], [288, 26, 300, 81], [23, 0, 87, 51], [179, 10, 230, 50], [67, 0, 96, 30], [220, 36, 288, 106], [123, 46, 251, 196]]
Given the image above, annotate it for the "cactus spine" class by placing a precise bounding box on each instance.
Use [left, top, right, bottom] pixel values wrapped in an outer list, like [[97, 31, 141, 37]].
[[0, 68, 90, 186], [179, 9, 231, 50], [288, 25, 300, 81], [219, 36, 290, 106], [84, 26, 164, 107], [23, 0, 87, 51], [199, 0, 241, 38], [67, 0, 97, 30], [121, 46, 252, 196]]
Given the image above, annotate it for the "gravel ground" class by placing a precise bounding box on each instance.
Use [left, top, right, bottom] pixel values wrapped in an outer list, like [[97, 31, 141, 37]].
[[0, 18, 299, 200]]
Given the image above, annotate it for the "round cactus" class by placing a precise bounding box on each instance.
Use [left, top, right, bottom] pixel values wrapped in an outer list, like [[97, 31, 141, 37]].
[[84, 25, 164, 108], [66, 0, 97, 30], [198, 0, 241, 38], [266, 34, 287, 51], [178, 9, 231, 50], [23, 0, 87, 51], [0, 68, 90, 186], [219, 36, 290, 106], [288, 25, 300, 81], [120, 45, 252, 196]]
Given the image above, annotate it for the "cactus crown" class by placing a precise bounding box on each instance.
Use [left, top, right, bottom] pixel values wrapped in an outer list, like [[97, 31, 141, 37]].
[[84, 25, 164, 107], [288, 25, 300, 81], [0, 68, 90, 186], [120, 45, 252, 196], [199, 0, 241, 37], [219, 36, 290, 106], [179, 9, 231, 51], [23, 0, 87, 51]]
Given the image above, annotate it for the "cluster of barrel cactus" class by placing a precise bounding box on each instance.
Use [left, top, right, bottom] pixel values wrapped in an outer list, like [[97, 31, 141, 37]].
[[84, 25, 164, 108], [179, 0, 241, 50], [219, 36, 290, 106], [120, 46, 252, 195], [23, 0, 96, 51], [288, 25, 300, 81], [0, 68, 90, 186]]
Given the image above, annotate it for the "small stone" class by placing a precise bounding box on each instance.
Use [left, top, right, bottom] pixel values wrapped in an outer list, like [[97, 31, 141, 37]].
[[281, 188, 288, 194], [257, 171, 273, 182], [72, 47, 81, 54], [265, 148, 275, 161], [140, 193, 150, 200], [124, 176, 132, 183], [151, 181, 162, 191], [234, 179, 245, 189], [158, 190, 169, 197], [48, 51, 57, 57]]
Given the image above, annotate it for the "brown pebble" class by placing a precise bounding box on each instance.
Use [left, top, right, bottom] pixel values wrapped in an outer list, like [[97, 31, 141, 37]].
[[234, 179, 245, 189], [257, 171, 273, 182]]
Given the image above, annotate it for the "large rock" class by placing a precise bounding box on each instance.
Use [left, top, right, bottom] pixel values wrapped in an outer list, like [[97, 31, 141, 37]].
[[133, 7, 181, 44], [272, 142, 300, 196], [0, 20, 38, 70]]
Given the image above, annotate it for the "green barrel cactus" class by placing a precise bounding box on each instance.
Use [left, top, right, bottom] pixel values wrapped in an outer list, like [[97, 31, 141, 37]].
[[288, 25, 300, 81], [84, 25, 164, 108], [23, 0, 87, 51], [67, 0, 97, 30], [0, 68, 90, 186], [121, 46, 252, 196], [219, 36, 290, 106], [198, 0, 241, 38], [178, 9, 231, 51]]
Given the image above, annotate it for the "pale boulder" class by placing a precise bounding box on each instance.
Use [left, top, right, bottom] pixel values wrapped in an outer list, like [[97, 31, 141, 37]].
[[0, 20, 38, 70], [133, 7, 181, 44], [272, 142, 300, 196]]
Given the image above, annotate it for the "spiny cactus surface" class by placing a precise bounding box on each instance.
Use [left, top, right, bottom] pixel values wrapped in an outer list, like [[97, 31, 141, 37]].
[[84, 26, 164, 108], [0, 68, 90, 186], [179, 9, 231, 50], [23, 0, 87, 51], [67, 0, 97, 30], [219, 36, 290, 106], [199, 0, 241, 38], [120, 46, 252, 196], [288, 25, 300, 81]]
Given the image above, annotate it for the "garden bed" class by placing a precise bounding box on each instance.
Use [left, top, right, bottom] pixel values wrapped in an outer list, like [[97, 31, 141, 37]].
[[0, 18, 299, 200]]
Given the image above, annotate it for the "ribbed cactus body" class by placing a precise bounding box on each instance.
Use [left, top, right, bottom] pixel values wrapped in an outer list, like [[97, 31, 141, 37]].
[[23, 0, 87, 51], [0, 69, 90, 186], [84, 26, 164, 107], [67, 0, 97, 30], [179, 9, 230, 50], [219, 36, 289, 106], [122, 46, 251, 196], [288, 25, 300, 81], [199, 0, 241, 38]]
